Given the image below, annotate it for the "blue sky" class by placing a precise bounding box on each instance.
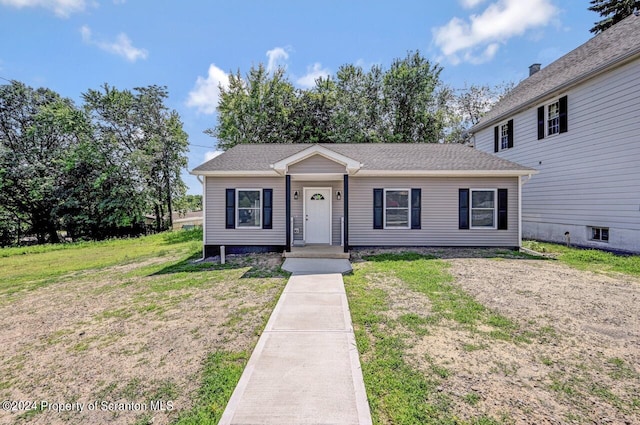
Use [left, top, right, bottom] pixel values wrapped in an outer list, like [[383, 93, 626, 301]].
[[0, 0, 597, 194]]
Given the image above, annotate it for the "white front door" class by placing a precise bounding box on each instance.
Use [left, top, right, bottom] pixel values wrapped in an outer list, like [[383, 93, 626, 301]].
[[304, 188, 332, 244]]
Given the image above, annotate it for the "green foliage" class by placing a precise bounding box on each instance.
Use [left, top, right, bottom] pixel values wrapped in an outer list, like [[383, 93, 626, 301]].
[[589, 0, 640, 34], [0, 80, 190, 246], [209, 50, 478, 149], [174, 194, 203, 214]]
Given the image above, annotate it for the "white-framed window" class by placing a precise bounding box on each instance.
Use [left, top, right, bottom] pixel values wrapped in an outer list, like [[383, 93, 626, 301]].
[[500, 122, 510, 150], [384, 189, 409, 229], [547, 100, 560, 136], [470, 189, 496, 229], [237, 189, 261, 228], [590, 227, 609, 242]]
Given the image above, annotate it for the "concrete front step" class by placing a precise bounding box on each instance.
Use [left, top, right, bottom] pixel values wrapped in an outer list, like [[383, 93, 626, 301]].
[[284, 245, 350, 259]]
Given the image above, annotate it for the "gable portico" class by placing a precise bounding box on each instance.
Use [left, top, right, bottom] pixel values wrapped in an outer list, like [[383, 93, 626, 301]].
[[271, 145, 362, 253]]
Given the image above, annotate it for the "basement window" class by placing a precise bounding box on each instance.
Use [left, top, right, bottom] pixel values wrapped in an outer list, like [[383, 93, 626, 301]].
[[590, 227, 609, 242]]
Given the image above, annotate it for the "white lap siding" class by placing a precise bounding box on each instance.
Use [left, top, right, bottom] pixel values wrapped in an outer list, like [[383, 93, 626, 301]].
[[474, 59, 640, 252], [205, 176, 286, 246], [348, 176, 520, 247]]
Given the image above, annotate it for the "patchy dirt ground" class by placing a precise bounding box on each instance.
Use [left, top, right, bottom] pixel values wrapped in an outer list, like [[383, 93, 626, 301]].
[[0, 253, 286, 425], [351, 248, 640, 424]]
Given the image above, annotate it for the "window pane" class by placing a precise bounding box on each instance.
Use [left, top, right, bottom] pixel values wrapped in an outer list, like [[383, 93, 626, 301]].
[[385, 209, 408, 227], [386, 190, 408, 208], [238, 208, 261, 227], [592, 227, 600, 240], [501, 124, 509, 149], [547, 101, 560, 135], [471, 191, 494, 208], [601, 228, 609, 241], [238, 190, 260, 208], [237, 190, 261, 227], [471, 210, 494, 227]]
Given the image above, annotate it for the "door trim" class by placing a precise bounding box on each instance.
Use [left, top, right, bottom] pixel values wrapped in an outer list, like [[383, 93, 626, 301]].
[[303, 187, 332, 245]]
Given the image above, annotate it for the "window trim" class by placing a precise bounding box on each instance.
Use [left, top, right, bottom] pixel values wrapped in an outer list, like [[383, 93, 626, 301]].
[[589, 226, 609, 243], [538, 95, 567, 140], [500, 122, 510, 150], [546, 99, 560, 137], [383, 188, 410, 230], [236, 188, 262, 229], [470, 188, 497, 230]]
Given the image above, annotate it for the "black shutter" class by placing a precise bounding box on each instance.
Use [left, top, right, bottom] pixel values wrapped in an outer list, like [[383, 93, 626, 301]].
[[262, 189, 272, 229], [559, 95, 568, 133], [373, 188, 383, 229], [497, 189, 508, 230], [494, 126, 499, 152], [507, 119, 514, 148], [225, 189, 235, 229], [537, 106, 545, 140], [411, 188, 421, 229], [459, 189, 469, 230]]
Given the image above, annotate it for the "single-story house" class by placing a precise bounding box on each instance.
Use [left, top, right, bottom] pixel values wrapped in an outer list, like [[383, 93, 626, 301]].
[[190, 143, 536, 257]]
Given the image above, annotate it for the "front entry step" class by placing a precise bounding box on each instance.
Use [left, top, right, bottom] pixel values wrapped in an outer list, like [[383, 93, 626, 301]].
[[283, 245, 350, 259]]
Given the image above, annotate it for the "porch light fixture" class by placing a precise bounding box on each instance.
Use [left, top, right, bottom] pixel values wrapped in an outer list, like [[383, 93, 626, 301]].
[[336, 190, 342, 200], [294, 191, 299, 200]]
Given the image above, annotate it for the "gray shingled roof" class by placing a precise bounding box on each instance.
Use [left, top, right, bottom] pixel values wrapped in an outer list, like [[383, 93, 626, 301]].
[[472, 12, 640, 132], [191, 143, 535, 173]]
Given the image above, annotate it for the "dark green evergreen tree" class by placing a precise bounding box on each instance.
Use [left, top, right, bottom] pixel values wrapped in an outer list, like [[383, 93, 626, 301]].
[[589, 0, 639, 34]]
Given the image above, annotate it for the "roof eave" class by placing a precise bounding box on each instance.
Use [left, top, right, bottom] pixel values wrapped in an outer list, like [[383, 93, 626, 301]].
[[189, 170, 279, 177], [471, 48, 640, 133]]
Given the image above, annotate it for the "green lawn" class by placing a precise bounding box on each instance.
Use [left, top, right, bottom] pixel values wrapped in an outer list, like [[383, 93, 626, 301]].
[[523, 240, 640, 276], [345, 253, 520, 425], [0, 230, 202, 298], [345, 249, 640, 424], [0, 229, 288, 425]]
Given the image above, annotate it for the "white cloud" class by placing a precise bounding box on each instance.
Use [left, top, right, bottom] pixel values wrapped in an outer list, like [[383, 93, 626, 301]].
[[205, 151, 223, 162], [433, 0, 557, 64], [266, 47, 289, 73], [460, 0, 487, 8], [296, 63, 331, 88], [80, 25, 148, 62], [0, 0, 86, 17], [186, 64, 230, 115]]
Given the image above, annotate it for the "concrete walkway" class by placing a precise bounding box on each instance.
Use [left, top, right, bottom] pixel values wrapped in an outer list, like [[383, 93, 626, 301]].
[[218, 266, 372, 425]]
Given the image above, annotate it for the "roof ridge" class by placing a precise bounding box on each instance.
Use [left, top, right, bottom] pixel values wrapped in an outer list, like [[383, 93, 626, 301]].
[[472, 13, 640, 131]]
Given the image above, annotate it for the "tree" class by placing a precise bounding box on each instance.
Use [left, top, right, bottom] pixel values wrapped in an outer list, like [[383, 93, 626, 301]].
[[589, 0, 639, 34], [82, 84, 189, 234], [440, 82, 514, 143], [0, 81, 86, 243], [209, 65, 297, 150], [208, 50, 448, 148], [382, 51, 444, 142]]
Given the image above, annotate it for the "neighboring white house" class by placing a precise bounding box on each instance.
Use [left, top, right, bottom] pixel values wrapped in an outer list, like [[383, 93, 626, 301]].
[[471, 13, 640, 253]]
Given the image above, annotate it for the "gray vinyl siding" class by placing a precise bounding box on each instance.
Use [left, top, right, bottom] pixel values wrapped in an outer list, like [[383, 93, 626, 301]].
[[288, 155, 347, 174], [474, 58, 640, 252], [204, 176, 286, 246], [348, 176, 519, 247], [291, 180, 344, 245]]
